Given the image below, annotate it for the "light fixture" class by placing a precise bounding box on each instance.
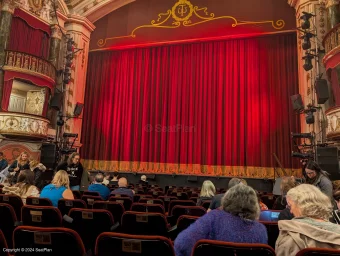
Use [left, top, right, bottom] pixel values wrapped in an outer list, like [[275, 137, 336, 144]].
[[300, 32, 315, 50], [300, 12, 314, 30], [302, 53, 314, 71]]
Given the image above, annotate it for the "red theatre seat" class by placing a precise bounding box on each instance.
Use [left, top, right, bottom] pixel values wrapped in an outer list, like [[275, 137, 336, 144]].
[[21, 205, 63, 227], [26, 197, 52, 206], [0, 203, 17, 248]]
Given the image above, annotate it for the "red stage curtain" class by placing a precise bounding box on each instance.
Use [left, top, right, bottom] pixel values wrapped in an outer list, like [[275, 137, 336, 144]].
[[1, 79, 13, 111], [8, 16, 50, 59], [81, 33, 300, 177]]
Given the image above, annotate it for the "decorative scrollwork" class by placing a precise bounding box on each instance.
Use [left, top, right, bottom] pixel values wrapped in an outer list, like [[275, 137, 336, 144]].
[[97, 0, 286, 48]]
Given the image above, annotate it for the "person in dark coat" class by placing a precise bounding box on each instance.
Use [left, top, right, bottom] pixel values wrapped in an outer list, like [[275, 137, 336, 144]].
[[0, 152, 8, 171], [8, 152, 30, 185]]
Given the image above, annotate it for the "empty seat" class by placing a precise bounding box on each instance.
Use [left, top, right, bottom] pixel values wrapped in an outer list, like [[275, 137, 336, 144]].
[[171, 206, 206, 220], [139, 198, 164, 206], [168, 200, 196, 215], [67, 208, 114, 252], [83, 191, 100, 197], [13, 226, 86, 256], [192, 240, 275, 256], [0, 229, 9, 256], [170, 192, 188, 200], [26, 197, 52, 206], [176, 215, 199, 235], [0, 194, 23, 220], [131, 203, 165, 214], [109, 196, 133, 211], [93, 201, 125, 224], [95, 232, 175, 256], [81, 195, 102, 208], [158, 196, 178, 212], [121, 211, 169, 237], [22, 205, 63, 227], [58, 199, 87, 216], [0, 203, 17, 248]]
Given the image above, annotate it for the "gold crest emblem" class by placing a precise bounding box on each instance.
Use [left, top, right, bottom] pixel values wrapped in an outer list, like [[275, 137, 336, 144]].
[[28, 0, 44, 13], [172, 0, 194, 22]]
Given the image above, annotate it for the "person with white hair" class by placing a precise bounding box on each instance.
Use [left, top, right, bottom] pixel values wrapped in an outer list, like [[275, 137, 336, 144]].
[[276, 184, 340, 256], [88, 173, 110, 200], [140, 175, 148, 185]]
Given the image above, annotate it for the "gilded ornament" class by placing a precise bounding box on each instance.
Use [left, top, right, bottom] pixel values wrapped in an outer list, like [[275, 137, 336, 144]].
[[28, 0, 44, 13], [171, 0, 194, 22], [15, 53, 22, 67]]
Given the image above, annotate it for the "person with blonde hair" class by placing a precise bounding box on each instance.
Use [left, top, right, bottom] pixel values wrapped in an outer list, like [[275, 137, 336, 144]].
[[197, 180, 216, 206], [8, 151, 30, 184], [40, 170, 74, 207], [3, 170, 39, 204], [276, 184, 340, 256]]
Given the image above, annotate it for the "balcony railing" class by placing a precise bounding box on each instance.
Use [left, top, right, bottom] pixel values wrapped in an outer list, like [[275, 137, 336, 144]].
[[326, 107, 340, 140], [3, 50, 56, 82], [0, 112, 50, 139]]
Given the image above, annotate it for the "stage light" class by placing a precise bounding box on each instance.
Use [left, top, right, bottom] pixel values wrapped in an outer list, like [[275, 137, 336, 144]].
[[300, 12, 314, 30], [302, 53, 314, 71], [291, 133, 313, 139], [300, 32, 314, 50], [305, 111, 315, 124]]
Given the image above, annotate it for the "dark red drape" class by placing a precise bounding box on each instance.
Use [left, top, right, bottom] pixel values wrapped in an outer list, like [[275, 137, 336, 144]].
[[1, 79, 13, 111], [81, 33, 301, 177], [8, 16, 50, 59]]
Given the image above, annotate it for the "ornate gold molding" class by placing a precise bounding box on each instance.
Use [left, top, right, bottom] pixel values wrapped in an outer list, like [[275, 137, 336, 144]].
[[3, 50, 56, 84], [1, 0, 16, 13], [326, 106, 340, 140], [0, 112, 50, 139], [97, 0, 285, 47]]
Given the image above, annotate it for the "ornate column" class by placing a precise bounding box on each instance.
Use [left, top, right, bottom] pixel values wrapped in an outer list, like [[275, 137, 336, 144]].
[[49, 24, 62, 66], [288, 0, 328, 141], [63, 15, 95, 148], [325, 0, 340, 29], [0, 0, 15, 110]]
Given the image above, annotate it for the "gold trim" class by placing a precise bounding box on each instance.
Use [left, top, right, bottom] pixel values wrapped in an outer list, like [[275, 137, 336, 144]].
[[91, 30, 295, 52], [3, 66, 55, 84], [82, 159, 302, 179], [0, 112, 49, 122], [97, 0, 285, 48]]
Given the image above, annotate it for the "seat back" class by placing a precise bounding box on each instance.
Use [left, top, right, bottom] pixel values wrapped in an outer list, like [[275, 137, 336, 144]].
[[72, 190, 82, 199], [131, 203, 165, 214], [260, 221, 279, 249], [192, 240, 275, 256], [109, 196, 133, 211], [133, 194, 152, 203], [26, 197, 53, 206], [67, 208, 114, 251], [0, 194, 23, 220], [260, 195, 275, 209], [0, 203, 17, 249], [296, 248, 340, 256], [158, 196, 178, 212], [0, 229, 9, 256], [139, 198, 164, 206], [201, 201, 211, 210], [21, 205, 63, 227], [13, 226, 86, 256], [176, 215, 199, 234], [81, 195, 102, 208], [57, 199, 87, 216], [93, 201, 125, 224], [170, 192, 188, 200], [171, 205, 206, 219], [259, 210, 281, 222], [83, 191, 100, 197], [95, 232, 175, 256], [121, 211, 168, 237], [168, 200, 196, 215]]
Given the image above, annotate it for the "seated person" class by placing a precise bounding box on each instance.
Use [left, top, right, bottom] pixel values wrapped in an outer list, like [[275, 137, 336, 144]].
[[40, 170, 74, 207], [102, 173, 111, 186], [0, 152, 8, 171], [197, 180, 215, 206], [139, 175, 148, 185], [111, 177, 134, 200], [109, 171, 119, 186], [88, 173, 110, 200], [276, 184, 340, 256], [208, 178, 246, 212], [3, 169, 39, 204], [174, 184, 267, 256], [30, 160, 46, 190]]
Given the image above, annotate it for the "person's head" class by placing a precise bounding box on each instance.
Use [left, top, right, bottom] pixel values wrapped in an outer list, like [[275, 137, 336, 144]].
[[118, 177, 128, 188], [287, 184, 332, 220], [222, 184, 260, 220], [113, 171, 119, 179], [67, 152, 80, 166], [52, 170, 70, 189], [305, 161, 322, 179], [18, 152, 29, 163], [280, 176, 297, 195], [200, 180, 216, 197], [17, 169, 35, 185], [30, 160, 39, 169], [228, 178, 247, 189], [104, 173, 111, 180], [334, 190, 340, 210], [95, 173, 104, 183], [141, 175, 147, 182]]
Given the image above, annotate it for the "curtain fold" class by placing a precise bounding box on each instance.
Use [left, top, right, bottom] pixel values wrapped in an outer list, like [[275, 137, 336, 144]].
[[1, 79, 13, 111], [81, 33, 300, 177]]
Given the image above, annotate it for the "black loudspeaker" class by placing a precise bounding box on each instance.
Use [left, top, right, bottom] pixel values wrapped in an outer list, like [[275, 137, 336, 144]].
[[74, 102, 84, 117], [291, 94, 304, 111], [40, 143, 57, 169], [316, 147, 340, 180], [187, 176, 198, 182], [315, 79, 329, 104], [50, 93, 62, 111]]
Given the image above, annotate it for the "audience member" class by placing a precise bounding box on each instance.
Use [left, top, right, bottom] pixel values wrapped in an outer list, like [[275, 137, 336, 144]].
[[140, 175, 148, 185], [256, 191, 269, 210], [40, 170, 74, 207], [88, 173, 110, 200], [175, 184, 267, 256], [30, 160, 46, 190], [57, 153, 84, 191], [276, 184, 340, 256], [8, 152, 30, 185], [109, 171, 119, 185], [0, 152, 8, 171], [197, 180, 215, 206], [111, 177, 134, 200], [102, 173, 111, 186], [207, 178, 246, 212], [3, 170, 39, 204], [273, 176, 297, 210], [331, 190, 340, 224], [304, 161, 333, 199]]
